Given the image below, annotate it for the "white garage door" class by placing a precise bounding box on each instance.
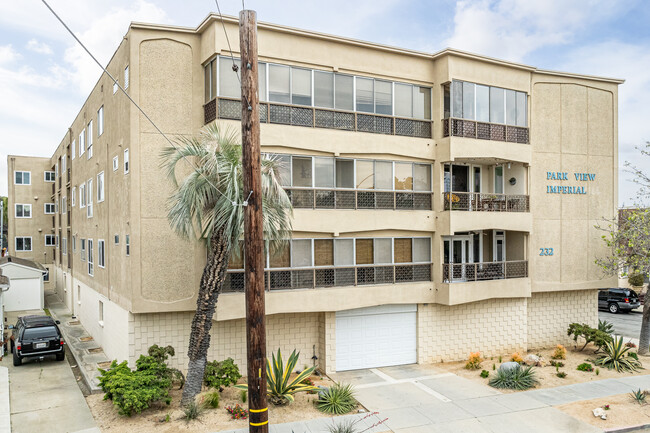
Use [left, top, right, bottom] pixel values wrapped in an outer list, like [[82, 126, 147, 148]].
[[336, 304, 417, 371]]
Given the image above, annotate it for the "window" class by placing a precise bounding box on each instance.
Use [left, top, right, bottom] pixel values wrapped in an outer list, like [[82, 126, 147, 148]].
[[55, 160, 59, 178], [99, 300, 104, 323], [113, 79, 118, 94], [218, 57, 239, 99], [72, 236, 76, 253], [314, 239, 333, 266], [15, 204, 31, 218], [413, 86, 432, 120], [62, 197, 66, 213], [335, 159, 354, 188], [476, 85, 490, 122], [87, 179, 93, 218], [292, 156, 312, 187], [71, 187, 76, 207], [81, 239, 86, 261], [44, 171, 55, 182], [98, 240, 105, 268], [87, 239, 94, 275], [334, 239, 354, 266], [62, 155, 66, 173], [314, 158, 334, 188], [269, 64, 290, 103], [72, 139, 76, 160], [291, 68, 311, 106], [374, 80, 392, 115], [395, 83, 413, 118], [314, 71, 334, 108], [55, 199, 58, 214], [45, 235, 55, 246], [87, 120, 93, 159], [97, 106, 104, 136], [355, 77, 373, 113], [56, 235, 59, 248], [44, 203, 55, 214], [375, 161, 392, 190], [124, 65, 129, 89], [204, 58, 217, 101], [356, 160, 374, 189], [79, 129, 85, 157], [452, 80, 527, 126], [97, 172, 104, 202], [414, 164, 432, 192], [114, 234, 119, 245], [335, 74, 354, 111], [124, 149, 129, 174], [125, 234, 130, 256], [14, 171, 30, 185], [291, 239, 312, 267], [15, 237, 32, 252], [43, 269, 49, 282], [462, 81, 475, 120], [62, 237, 67, 255], [113, 156, 119, 171], [79, 184, 86, 208]]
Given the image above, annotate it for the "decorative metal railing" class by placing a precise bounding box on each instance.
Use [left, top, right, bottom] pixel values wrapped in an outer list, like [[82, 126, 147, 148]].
[[443, 192, 529, 212], [204, 97, 432, 139], [442, 118, 529, 144], [442, 260, 528, 283], [285, 188, 433, 210], [223, 263, 432, 293]]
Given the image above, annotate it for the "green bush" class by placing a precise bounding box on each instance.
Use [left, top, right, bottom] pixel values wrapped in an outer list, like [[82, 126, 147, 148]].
[[567, 323, 612, 351], [556, 371, 567, 378], [595, 336, 642, 372], [183, 400, 204, 421], [480, 370, 489, 378], [628, 273, 645, 287], [317, 383, 356, 415], [204, 358, 242, 391], [202, 390, 220, 409], [98, 360, 172, 416], [488, 365, 539, 390], [577, 362, 594, 372]]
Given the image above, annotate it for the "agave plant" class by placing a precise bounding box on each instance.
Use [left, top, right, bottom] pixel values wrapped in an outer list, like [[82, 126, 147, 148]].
[[630, 388, 648, 405], [595, 336, 642, 372], [488, 365, 539, 390], [317, 383, 356, 414], [236, 349, 318, 405]]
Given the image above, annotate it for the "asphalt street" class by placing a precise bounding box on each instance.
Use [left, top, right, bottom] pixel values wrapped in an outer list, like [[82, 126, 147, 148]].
[[598, 309, 643, 340]]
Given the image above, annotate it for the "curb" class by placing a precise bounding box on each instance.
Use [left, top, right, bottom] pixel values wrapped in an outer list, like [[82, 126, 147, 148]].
[[0, 366, 10, 433], [605, 424, 650, 432]]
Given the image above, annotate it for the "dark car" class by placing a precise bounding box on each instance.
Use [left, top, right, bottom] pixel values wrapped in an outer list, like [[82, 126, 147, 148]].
[[598, 288, 641, 314], [10, 315, 65, 366]]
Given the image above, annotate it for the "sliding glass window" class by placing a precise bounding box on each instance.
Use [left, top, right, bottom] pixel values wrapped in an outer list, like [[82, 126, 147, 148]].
[[269, 64, 290, 103], [356, 77, 374, 113], [219, 57, 240, 99], [291, 68, 312, 106], [374, 80, 392, 115], [335, 74, 354, 111], [451, 80, 527, 126], [314, 71, 334, 108]]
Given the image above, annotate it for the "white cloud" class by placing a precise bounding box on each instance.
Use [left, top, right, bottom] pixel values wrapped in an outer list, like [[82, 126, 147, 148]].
[[0, 45, 20, 65], [446, 0, 621, 61], [26, 39, 53, 55]]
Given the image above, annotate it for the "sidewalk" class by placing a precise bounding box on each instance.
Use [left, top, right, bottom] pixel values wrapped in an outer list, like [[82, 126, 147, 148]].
[[45, 291, 108, 392], [0, 367, 9, 433]]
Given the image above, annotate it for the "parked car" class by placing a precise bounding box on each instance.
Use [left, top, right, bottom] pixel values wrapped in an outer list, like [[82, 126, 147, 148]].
[[10, 315, 65, 366], [598, 288, 641, 314]]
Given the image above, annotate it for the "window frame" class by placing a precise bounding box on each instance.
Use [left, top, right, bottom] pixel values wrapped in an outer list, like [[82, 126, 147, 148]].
[[14, 171, 31, 185], [44, 171, 55, 182], [97, 106, 104, 136], [87, 239, 94, 276], [79, 128, 85, 157], [71, 187, 76, 207], [87, 178, 93, 218], [97, 171, 105, 203], [44, 235, 56, 247], [44, 203, 55, 214], [98, 239, 105, 268], [113, 156, 119, 171], [124, 149, 129, 174], [87, 120, 93, 159], [15, 204, 32, 218], [15, 236, 32, 252]]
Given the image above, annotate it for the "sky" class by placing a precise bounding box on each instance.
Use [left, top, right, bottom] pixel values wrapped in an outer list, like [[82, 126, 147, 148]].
[[0, 0, 649, 206]]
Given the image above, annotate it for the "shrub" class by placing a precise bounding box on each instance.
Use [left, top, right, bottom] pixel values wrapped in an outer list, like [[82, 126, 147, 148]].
[[598, 320, 614, 334], [302, 376, 318, 394], [202, 390, 220, 409], [626, 341, 637, 348], [567, 323, 612, 351], [629, 352, 639, 361], [465, 352, 483, 370], [204, 358, 242, 391], [577, 363, 594, 372], [488, 365, 539, 390], [551, 344, 567, 360], [480, 370, 489, 378], [595, 336, 642, 372], [550, 360, 565, 368], [492, 364, 496, 371], [98, 360, 172, 416], [183, 401, 204, 421], [240, 390, 247, 403], [235, 349, 318, 405], [317, 383, 356, 415], [225, 404, 248, 420], [138, 345, 185, 389], [510, 352, 523, 364], [556, 371, 567, 378], [630, 389, 648, 405], [628, 273, 645, 287], [596, 368, 600, 375], [327, 412, 387, 433]]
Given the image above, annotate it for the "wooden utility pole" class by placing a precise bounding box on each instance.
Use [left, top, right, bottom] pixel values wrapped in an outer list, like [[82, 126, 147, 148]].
[[240, 10, 268, 433]]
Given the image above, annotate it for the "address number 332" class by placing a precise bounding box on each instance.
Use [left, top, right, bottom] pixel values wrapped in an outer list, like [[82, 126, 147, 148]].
[[539, 248, 554, 256]]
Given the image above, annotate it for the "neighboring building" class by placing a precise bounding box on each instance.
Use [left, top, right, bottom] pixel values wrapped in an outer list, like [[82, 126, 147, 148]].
[[8, 14, 620, 373], [0, 257, 46, 312]]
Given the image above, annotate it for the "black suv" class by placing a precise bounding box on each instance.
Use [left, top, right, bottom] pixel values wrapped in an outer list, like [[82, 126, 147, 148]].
[[10, 315, 65, 366], [598, 288, 641, 314]]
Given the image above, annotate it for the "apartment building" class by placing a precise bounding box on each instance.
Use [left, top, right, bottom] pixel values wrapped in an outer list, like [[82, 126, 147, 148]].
[[8, 14, 620, 373]]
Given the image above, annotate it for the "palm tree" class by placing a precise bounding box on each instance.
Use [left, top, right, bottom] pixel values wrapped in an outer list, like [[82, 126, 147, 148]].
[[161, 123, 292, 405]]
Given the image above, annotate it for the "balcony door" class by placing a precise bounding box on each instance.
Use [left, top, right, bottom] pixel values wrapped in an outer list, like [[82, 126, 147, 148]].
[[444, 235, 473, 281], [493, 230, 506, 262]]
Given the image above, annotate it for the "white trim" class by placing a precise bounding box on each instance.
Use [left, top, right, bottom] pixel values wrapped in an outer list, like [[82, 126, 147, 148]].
[[14, 236, 32, 252], [97, 171, 105, 203], [15, 203, 32, 218], [124, 148, 130, 174], [98, 239, 105, 268], [44, 171, 55, 182], [44, 203, 55, 215], [14, 171, 31, 185]]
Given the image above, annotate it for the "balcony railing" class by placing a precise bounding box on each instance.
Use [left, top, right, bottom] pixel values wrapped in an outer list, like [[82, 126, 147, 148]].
[[442, 260, 528, 283], [204, 97, 432, 139], [286, 188, 433, 210], [443, 192, 529, 212], [223, 263, 432, 293], [442, 118, 529, 144]]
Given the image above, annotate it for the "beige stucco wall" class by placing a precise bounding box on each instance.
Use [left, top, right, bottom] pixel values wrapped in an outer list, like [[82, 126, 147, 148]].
[[527, 289, 598, 349]]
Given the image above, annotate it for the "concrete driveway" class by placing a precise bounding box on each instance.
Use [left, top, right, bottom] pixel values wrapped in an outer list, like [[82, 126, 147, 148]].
[[329, 365, 603, 433], [0, 343, 98, 433]]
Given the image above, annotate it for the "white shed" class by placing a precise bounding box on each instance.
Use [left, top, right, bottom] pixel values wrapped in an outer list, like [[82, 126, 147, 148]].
[[0, 257, 46, 312]]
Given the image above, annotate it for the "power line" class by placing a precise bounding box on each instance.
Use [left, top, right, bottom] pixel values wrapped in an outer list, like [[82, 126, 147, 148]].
[[40, 0, 243, 207], [214, 0, 241, 84]]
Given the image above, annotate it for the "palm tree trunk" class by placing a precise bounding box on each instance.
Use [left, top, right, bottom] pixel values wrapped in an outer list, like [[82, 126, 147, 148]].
[[181, 227, 230, 405], [639, 297, 650, 356]]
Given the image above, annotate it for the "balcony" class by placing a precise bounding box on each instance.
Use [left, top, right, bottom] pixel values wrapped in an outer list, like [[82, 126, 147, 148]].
[[286, 188, 433, 210], [204, 97, 432, 139], [442, 118, 529, 144], [223, 263, 432, 293], [442, 260, 528, 283], [443, 192, 529, 212]]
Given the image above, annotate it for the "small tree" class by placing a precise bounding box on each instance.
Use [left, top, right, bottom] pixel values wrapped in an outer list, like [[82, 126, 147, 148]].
[[596, 142, 650, 355]]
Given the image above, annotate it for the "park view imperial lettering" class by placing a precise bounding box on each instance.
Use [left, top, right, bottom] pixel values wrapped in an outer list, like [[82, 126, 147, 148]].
[[545, 171, 596, 195]]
